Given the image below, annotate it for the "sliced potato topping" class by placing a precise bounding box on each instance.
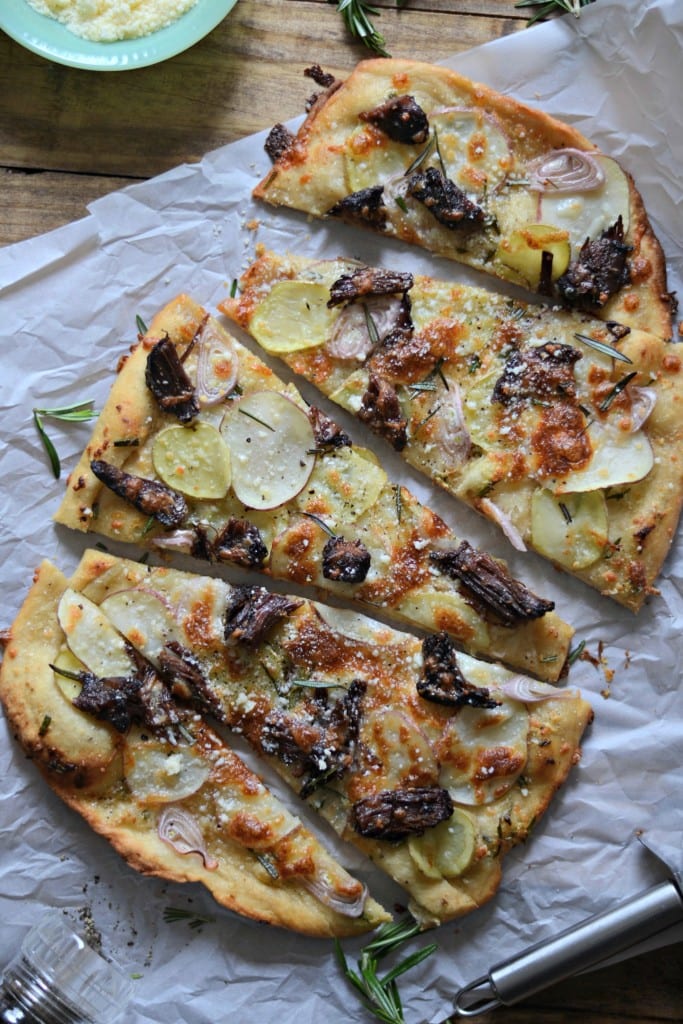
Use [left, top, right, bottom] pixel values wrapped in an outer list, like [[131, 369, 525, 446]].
[[295, 446, 387, 523], [496, 224, 571, 286], [408, 808, 476, 879], [152, 422, 231, 500], [531, 488, 608, 570], [221, 391, 316, 509], [551, 422, 653, 494], [124, 729, 210, 805], [57, 589, 132, 678], [249, 281, 339, 354]]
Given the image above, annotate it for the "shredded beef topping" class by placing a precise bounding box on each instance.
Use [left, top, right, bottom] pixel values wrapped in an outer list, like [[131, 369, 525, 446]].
[[351, 786, 453, 841], [90, 459, 188, 528], [492, 342, 582, 406], [328, 266, 414, 307], [359, 94, 430, 145], [145, 336, 199, 423], [213, 518, 268, 568], [265, 123, 295, 162], [430, 540, 554, 626], [418, 632, 499, 709], [322, 536, 371, 584], [307, 406, 351, 449], [358, 373, 408, 451], [328, 186, 387, 229], [556, 217, 631, 309], [158, 641, 226, 723], [304, 63, 337, 88], [224, 586, 303, 646], [407, 167, 485, 230]]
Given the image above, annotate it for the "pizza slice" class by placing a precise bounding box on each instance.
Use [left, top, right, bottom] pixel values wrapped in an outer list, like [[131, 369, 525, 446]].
[[2, 548, 591, 926], [221, 250, 683, 612], [55, 294, 572, 681], [0, 557, 388, 936], [254, 59, 672, 339]]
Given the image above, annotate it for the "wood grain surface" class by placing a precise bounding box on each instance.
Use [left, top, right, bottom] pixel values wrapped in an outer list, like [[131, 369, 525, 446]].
[[0, 1, 681, 1021]]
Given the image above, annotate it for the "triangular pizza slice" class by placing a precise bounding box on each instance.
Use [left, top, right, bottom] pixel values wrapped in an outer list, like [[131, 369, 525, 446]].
[[0, 556, 389, 936], [55, 294, 572, 681], [221, 250, 683, 611], [254, 59, 672, 339], [1, 549, 591, 927]]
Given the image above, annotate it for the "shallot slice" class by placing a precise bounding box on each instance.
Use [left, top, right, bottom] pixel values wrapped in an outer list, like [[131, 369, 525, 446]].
[[327, 295, 406, 361], [195, 320, 238, 406], [479, 497, 527, 552], [301, 873, 368, 918], [158, 805, 218, 870], [500, 676, 578, 703], [626, 386, 657, 432], [528, 148, 605, 193]]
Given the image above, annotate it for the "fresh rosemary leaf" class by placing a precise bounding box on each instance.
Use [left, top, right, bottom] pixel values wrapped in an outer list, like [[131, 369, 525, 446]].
[[230, 278, 239, 298], [38, 715, 52, 737], [364, 303, 380, 346], [403, 136, 435, 177], [515, 0, 594, 27], [332, 0, 390, 57], [238, 407, 276, 431], [574, 332, 633, 365], [301, 511, 336, 537], [394, 484, 403, 523], [395, 196, 408, 213], [599, 371, 638, 412], [336, 918, 436, 1024], [136, 314, 148, 335], [568, 639, 586, 666], [33, 400, 99, 477]]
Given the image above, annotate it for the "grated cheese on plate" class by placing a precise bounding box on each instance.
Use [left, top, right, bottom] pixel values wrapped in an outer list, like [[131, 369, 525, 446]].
[[26, 0, 199, 43]]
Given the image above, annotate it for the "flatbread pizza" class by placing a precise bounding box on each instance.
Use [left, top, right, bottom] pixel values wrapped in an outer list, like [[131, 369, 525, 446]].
[[254, 59, 673, 339], [54, 294, 572, 681], [0, 549, 592, 927], [222, 249, 683, 612], [0, 557, 388, 937]]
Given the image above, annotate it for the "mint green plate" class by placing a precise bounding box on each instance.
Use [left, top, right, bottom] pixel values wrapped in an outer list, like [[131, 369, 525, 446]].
[[0, 0, 239, 71]]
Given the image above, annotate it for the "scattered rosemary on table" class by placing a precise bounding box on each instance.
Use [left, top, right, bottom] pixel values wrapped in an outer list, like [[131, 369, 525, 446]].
[[162, 906, 216, 929], [514, 0, 595, 27], [330, 0, 393, 57], [33, 400, 98, 479], [335, 917, 437, 1024]]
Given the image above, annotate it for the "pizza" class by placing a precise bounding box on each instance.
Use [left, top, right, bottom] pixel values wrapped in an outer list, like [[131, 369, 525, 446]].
[[0, 554, 389, 937], [54, 293, 573, 681], [0, 548, 593, 927], [254, 59, 673, 340], [221, 249, 683, 612]]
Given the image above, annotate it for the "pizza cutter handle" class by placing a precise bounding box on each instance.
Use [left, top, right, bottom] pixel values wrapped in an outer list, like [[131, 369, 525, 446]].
[[451, 877, 683, 1017]]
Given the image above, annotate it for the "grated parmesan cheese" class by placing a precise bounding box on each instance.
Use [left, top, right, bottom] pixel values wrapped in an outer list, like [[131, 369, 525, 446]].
[[26, 0, 199, 43]]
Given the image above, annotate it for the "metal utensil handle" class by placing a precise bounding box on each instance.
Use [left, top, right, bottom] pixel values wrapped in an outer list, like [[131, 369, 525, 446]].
[[487, 878, 683, 1007]]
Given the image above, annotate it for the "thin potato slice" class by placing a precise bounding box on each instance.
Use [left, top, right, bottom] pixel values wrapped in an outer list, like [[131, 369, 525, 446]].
[[152, 422, 231, 500], [249, 281, 339, 354]]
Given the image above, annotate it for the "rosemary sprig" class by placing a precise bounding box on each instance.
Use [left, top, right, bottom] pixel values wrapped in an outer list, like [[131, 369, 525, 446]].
[[599, 371, 638, 412], [574, 332, 633, 365], [238, 407, 276, 431], [33, 400, 98, 479], [135, 314, 148, 336], [335, 918, 437, 1024], [331, 0, 390, 57], [567, 639, 586, 666], [162, 906, 215, 929], [514, 0, 594, 27]]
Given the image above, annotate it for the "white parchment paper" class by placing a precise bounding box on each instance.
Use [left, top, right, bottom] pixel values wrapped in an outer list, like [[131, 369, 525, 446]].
[[1, 1, 681, 1020]]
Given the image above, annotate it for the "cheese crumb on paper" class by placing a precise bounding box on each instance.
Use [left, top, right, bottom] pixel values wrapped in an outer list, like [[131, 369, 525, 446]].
[[26, 0, 199, 42]]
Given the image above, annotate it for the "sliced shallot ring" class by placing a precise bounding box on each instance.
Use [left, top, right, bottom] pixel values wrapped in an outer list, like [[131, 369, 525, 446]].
[[301, 874, 368, 918], [158, 805, 218, 870], [479, 497, 527, 552], [327, 294, 407, 361], [151, 529, 197, 554], [528, 148, 605, 193], [627, 386, 657, 432], [195, 320, 239, 406], [500, 676, 578, 702]]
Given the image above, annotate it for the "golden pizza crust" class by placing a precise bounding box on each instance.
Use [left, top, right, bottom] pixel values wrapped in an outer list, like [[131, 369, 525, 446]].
[[55, 294, 573, 680], [223, 249, 683, 612], [0, 556, 388, 937], [255, 59, 671, 340], [47, 549, 592, 927]]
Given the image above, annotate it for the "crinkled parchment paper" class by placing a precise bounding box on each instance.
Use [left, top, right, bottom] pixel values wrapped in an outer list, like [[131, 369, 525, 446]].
[[0, 1, 681, 1020]]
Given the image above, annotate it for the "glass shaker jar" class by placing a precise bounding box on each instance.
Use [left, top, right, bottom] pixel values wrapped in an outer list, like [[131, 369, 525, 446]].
[[0, 911, 132, 1024]]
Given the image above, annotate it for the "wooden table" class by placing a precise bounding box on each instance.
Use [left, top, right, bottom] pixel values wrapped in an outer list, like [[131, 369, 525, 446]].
[[0, 2, 680, 1021]]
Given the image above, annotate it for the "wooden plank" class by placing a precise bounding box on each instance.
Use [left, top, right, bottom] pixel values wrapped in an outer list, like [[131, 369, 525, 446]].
[[0, 167, 133, 246]]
